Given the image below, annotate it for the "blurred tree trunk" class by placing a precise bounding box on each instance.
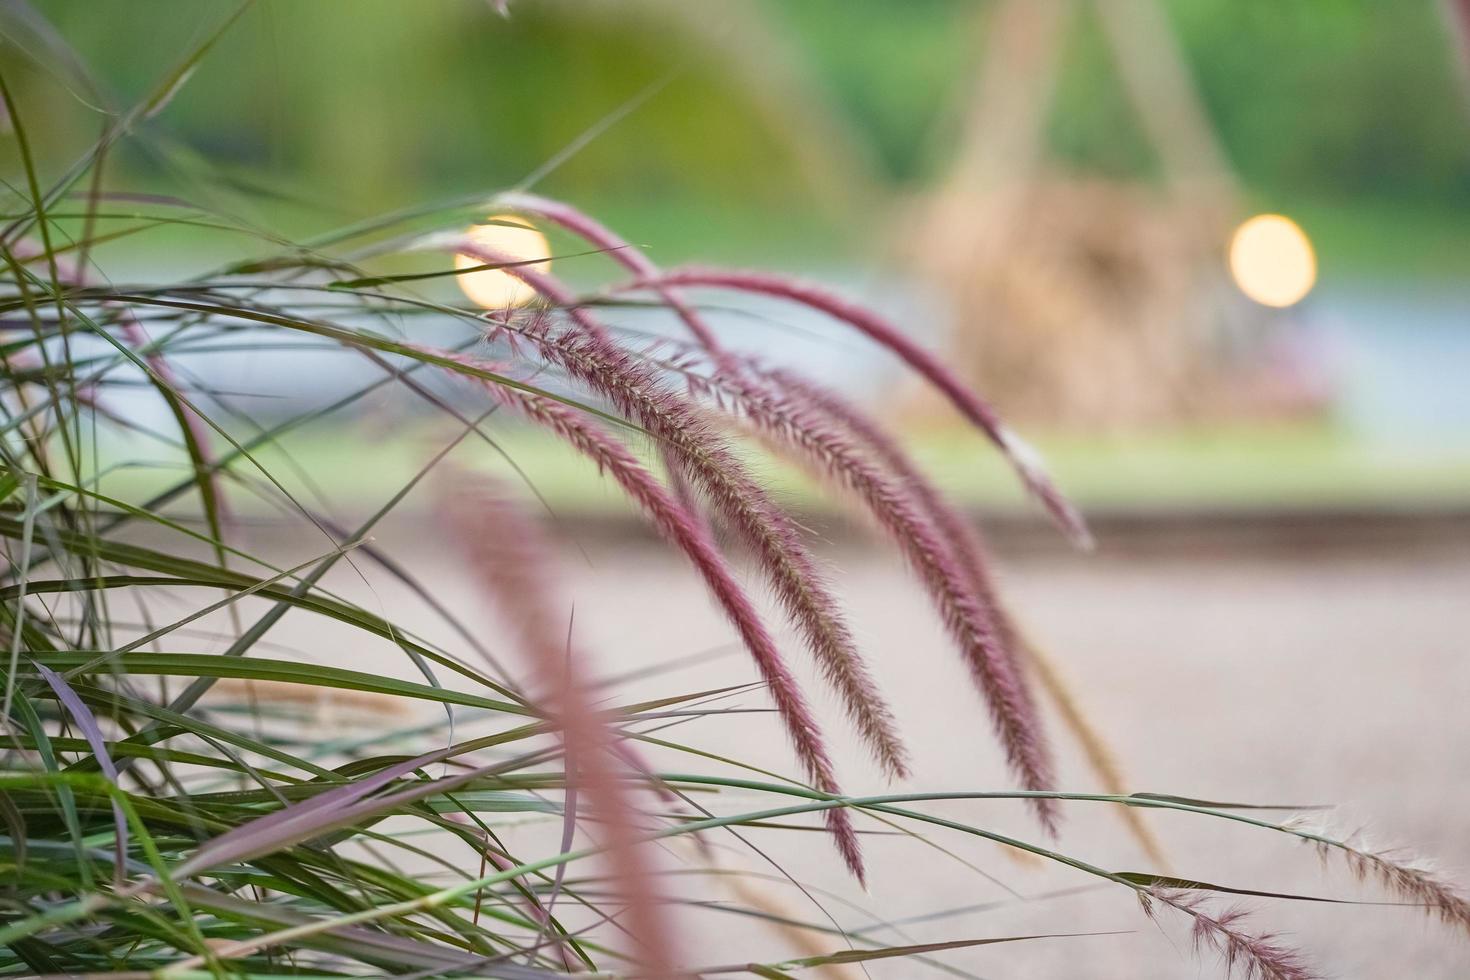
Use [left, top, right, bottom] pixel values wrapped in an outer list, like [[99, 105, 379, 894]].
[[1439, 0, 1470, 111]]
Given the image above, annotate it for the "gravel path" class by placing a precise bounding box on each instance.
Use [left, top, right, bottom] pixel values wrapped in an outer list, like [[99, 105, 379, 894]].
[[240, 524, 1470, 977]]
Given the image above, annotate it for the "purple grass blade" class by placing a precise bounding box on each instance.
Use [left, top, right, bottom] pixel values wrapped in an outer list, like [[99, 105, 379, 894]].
[[173, 746, 455, 879], [35, 663, 129, 884]]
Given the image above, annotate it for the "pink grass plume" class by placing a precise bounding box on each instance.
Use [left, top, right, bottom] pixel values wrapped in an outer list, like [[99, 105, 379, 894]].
[[439, 477, 678, 976]]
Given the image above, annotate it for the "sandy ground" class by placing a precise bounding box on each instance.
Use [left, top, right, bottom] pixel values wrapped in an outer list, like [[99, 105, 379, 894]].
[[219, 521, 1470, 978]]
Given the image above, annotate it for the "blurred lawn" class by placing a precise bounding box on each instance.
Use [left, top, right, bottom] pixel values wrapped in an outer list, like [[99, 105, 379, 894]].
[[105, 419, 1470, 522]]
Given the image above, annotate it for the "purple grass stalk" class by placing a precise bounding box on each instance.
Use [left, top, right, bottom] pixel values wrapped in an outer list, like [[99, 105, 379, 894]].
[[1297, 823, 1470, 937], [760, 367, 1041, 683], [613, 267, 1092, 550], [438, 478, 677, 977], [175, 744, 462, 880], [1146, 890, 1318, 980], [443, 241, 903, 789], [491, 193, 749, 602], [431, 347, 867, 883], [707, 363, 1055, 821], [489, 198, 921, 780], [493, 194, 802, 577], [1342, 849, 1470, 936]]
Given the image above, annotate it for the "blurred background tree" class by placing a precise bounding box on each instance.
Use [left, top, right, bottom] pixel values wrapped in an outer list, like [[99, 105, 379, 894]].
[[14, 0, 1470, 268], [8, 0, 1470, 496]]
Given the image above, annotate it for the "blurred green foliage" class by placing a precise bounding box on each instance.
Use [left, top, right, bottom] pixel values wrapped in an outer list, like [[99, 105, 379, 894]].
[[10, 0, 1470, 267], [1170, 2, 1469, 201], [782, 0, 1470, 199]]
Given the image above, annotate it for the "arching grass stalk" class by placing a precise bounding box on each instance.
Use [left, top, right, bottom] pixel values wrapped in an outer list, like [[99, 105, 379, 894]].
[[482, 197, 1075, 827], [138, 778, 1468, 980]]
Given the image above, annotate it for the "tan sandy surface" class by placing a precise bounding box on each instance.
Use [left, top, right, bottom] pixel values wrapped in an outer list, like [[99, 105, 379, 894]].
[[221, 520, 1470, 978]]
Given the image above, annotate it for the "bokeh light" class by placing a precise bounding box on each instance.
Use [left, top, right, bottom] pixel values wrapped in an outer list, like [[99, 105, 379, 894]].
[[1228, 213, 1317, 308], [454, 215, 551, 309]]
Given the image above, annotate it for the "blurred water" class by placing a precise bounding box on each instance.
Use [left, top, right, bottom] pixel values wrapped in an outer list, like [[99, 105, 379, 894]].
[[231, 525, 1470, 978], [1316, 286, 1470, 448], [99, 273, 1470, 455]]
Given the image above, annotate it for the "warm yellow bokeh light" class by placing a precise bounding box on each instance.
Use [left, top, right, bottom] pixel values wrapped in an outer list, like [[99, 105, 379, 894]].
[[455, 216, 551, 309], [1228, 213, 1317, 308]]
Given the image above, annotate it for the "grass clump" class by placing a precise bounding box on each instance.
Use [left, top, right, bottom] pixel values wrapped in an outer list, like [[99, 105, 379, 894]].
[[0, 7, 1466, 978]]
